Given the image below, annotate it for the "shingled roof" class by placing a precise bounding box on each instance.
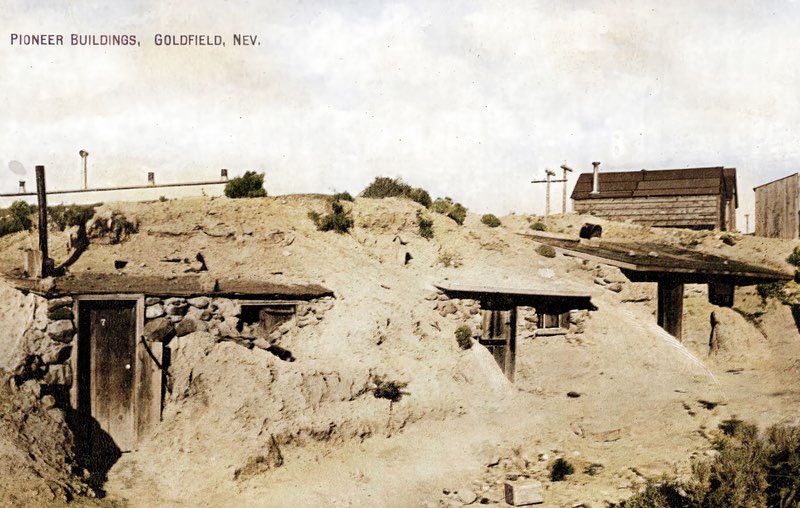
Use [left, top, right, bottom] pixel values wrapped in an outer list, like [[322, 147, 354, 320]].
[[571, 166, 737, 204]]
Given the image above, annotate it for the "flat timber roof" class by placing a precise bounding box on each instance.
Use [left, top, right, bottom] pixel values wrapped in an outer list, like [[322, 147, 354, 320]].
[[435, 282, 596, 311], [9, 273, 333, 299], [523, 234, 792, 285]]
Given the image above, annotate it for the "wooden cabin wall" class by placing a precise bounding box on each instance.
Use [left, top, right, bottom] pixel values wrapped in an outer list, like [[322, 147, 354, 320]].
[[573, 194, 719, 228], [755, 174, 799, 239]]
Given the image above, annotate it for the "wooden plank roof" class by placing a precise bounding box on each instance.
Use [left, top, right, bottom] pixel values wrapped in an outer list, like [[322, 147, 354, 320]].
[[524, 234, 792, 285], [435, 282, 596, 311], [571, 167, 737, 202], [8, 273, 333, 299]]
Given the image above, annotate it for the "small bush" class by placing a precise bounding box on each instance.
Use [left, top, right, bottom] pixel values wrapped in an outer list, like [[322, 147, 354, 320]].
[[409, 187, 432, 208], [159, 195, 168, 202], [438, 250, 462, 268], [309, 198, 353, 234], [49, 205, 95, 231], [360, 177, 432, 209], [787, 246, 800, 267], [447, 203, 467, 225], [584, 463, 604, 476], [332, 191, 354, 202], [224, 171, 267, 198], [430, 197, 451, 215], [0, 200, 35, 237], [757, 282, 787, 304], [529, 221, 546, 231], [720, 232, 739, 246], [455, 325, 472, 350], [417, 211, 434, 239], [480, 214, 502, 228], [372, 375, 408, 402], [361, 176, 412, 199], [536, 244, 557, 258], [616, 478, 690, 508], [549, 458, 575, 481]]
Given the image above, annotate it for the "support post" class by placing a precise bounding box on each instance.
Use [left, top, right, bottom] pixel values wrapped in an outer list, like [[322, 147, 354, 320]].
[[657, 279, 684, 339], [480, 307, 517, 382], [35, 165, 52, 277], [560, 164, 573, 214]]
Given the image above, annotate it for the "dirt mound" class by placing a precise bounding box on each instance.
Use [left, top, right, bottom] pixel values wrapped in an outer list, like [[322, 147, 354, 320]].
[[0, 371, 92, 507]]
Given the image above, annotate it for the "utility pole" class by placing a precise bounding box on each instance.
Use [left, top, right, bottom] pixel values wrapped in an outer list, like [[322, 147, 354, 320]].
[[532, 168, 566, 216], [79, 150, 89, 190], [744, 214, 750, 234], [559, 163, 573, 214], [35, 165, 53, 277]]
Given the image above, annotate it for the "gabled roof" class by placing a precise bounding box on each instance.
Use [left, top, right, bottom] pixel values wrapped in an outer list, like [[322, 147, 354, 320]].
[[571, 166, 737, 204]]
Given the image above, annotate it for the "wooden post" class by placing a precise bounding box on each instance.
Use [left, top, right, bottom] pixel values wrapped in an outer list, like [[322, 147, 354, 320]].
[[657, 280, 684, 339], [560, 164, 573, 214], [35, 165, 51, 277]]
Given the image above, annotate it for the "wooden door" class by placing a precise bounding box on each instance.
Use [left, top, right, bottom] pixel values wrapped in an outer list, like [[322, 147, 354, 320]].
[[89, 301, 137, 451], [480, 308, 517, 382]]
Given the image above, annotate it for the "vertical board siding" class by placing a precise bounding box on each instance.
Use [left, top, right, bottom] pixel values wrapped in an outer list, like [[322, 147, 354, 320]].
[[755, 174, 799, 239]]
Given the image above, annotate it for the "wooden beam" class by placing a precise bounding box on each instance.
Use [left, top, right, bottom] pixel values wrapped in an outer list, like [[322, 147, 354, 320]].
[[657, 280, 684, 339], [35, 165, 51, 277]]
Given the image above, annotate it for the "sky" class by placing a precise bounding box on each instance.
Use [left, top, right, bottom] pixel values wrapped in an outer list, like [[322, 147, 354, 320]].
[[3, 0, 800, 229]]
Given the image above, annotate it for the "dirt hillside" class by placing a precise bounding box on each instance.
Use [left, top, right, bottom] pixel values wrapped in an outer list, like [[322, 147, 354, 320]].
[[0, 195, 798, 507]]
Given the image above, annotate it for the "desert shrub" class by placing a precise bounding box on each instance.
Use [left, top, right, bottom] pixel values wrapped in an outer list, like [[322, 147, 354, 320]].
[[49, 205, 95, 231], [536, 244, 556, 258], [438, 250, 462, 268], [361, 176, 412, 199], [224, 171, 267, 198], [309, 198, 353, 234], [417, 211, 434, 239], [430, 197, 452, 215], [618, 421, 800, 508], [549, 458, 574, 481], [720, 232, 739, 246], [530, 221, 546, 231], [447, 203, 467, 225], [159, 195, 168, 202], [360, 176, 432, 209], [455, 325, 472, 350], [480, 214, 502, 228], [409, 187, 432, 208], [757, 282, 787, 304], [371, 375, 408, 402], [787, 246, 800, 267], [616, 478, 691, 508], [584, 463, 604, 476], [332, 191, 354, 202], [0, 200, 35, 237]]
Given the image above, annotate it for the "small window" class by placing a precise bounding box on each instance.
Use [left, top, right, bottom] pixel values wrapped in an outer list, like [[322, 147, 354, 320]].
[[238, 304, 295, 334], [537, 313, 561, 329]]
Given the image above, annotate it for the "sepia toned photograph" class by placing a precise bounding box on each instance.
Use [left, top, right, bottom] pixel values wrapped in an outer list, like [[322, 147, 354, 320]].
[[2, 1, 800, 507]]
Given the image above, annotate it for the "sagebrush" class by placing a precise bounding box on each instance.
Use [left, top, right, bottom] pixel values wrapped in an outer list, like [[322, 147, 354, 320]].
[[224, 171, 267, 198]]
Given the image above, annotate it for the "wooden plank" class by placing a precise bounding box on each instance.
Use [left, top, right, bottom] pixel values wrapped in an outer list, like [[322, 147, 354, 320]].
[[481, 309, 516, 382], [636, 178, 721, 191], [657, 281, 684, 339], [136, 341, 162, 441]]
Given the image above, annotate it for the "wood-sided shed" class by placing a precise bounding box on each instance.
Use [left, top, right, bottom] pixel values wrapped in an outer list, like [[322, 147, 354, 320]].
[[571, 167, 738, 231], [754, 173, 800, 239], [526, 234, 791, 339], [12, 273, 333, 451], [435, 283, 596, 382]]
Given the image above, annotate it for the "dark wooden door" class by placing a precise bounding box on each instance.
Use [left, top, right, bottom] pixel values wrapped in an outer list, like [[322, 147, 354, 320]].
[[480, 308, 517, 382], [89, 301, 137, 451]]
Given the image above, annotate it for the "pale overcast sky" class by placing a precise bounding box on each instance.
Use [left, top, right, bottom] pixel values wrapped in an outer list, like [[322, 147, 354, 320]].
[[3, 1, 800, 227]]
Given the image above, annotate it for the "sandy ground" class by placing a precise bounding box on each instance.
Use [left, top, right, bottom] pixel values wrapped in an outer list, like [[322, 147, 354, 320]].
[[0, 196, 798, 507]]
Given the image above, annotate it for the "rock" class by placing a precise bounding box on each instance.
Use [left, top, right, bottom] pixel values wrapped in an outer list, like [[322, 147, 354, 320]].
[[145, 297, 161, 306], [144, 318, 175, 342], [458, 489, 478, 505], [44, 364, 71, 385], [593, 277, 607, 287], [187, 296, 210, 309], [176, 317, 202, 337], [41, 345, 71, 365], [603, 270, 629, 284], [213, 299, 240, 320], [41, 394, 57, 410], [438, 302, 458, 317], [567, 391, 581, 398], [145, 304, 165, 319], [46, 320, 75, 343], [608, 283, 623, 293], [252, 338, 271, 350], [47, 297, 72, 312], [169, 315, 183, 324], [165, 302, 189, 316], [48, 306, 74, 321], [504, 480, 544, 506], [20, 379, 41, 398]]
